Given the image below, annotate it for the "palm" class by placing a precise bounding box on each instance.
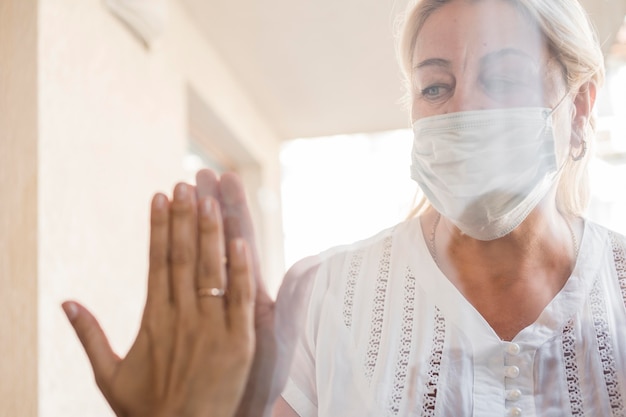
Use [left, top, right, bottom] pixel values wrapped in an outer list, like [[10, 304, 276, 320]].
[[105, 329, 162, 416]]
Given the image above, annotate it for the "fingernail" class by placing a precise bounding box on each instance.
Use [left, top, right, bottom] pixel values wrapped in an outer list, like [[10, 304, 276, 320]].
[[175, 183, 188, 200], [62, 302, 78, 321], [154, 193, 166, 208]]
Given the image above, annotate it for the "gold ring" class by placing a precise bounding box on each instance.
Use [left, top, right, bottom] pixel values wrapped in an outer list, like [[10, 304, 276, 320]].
[[197, 287, 225, 297]]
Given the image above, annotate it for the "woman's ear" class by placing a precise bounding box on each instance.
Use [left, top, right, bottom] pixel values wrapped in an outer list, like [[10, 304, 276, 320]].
[[571, 81, 597, 142]]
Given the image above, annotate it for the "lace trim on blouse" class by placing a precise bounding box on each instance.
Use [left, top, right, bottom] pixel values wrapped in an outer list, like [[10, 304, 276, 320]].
[[590, 276, 625, 416], [562, 319, 584, 415], [420, 306, 445, 417], [389, 266, 417, 415], [365, 235, 393, 380], [343, 249, 364, 328], [610, 232, 626, 306]]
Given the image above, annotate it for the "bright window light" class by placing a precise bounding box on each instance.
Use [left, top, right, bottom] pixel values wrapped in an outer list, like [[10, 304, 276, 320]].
[[280, 129, 417, 268]]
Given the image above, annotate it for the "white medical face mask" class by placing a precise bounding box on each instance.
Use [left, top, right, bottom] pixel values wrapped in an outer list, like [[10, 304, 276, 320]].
[[410, 106, 565, 241]]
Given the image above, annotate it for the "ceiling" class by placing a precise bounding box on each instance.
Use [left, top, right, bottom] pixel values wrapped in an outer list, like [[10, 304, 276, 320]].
[[179, 0, 626, 141]]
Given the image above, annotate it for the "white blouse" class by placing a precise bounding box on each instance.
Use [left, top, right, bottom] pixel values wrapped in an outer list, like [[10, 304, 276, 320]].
[[281, 218, 626, 417]]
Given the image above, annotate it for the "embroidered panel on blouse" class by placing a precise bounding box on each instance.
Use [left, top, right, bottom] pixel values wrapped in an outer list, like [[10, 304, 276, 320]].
[[610, 232, 626, 306], [420, 306, 445, 417], [343, 249, 364, 328], [389, 266, 417, 415], [562, 319, 584, 416], [365, 235, 393, 380], [590, 276, 625, 416]]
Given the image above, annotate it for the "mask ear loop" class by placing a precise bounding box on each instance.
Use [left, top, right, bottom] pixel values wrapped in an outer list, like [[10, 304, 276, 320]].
[[544, 92, 571, 119], [547, 92, 588, 162], [544, 93, 577, 168]]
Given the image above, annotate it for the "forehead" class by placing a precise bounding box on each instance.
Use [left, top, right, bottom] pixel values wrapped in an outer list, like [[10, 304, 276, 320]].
[[414, 0, 548, 67]]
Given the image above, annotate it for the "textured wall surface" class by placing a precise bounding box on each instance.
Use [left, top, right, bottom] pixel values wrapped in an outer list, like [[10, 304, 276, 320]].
[[0, 1, 39, 416]]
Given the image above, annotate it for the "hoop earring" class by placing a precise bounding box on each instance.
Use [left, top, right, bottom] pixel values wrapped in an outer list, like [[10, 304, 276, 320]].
[[571, 139, 587, 162]]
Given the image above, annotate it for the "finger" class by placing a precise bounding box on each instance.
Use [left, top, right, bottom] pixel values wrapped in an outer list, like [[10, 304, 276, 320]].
[[219, 173, 268, 301], [146, 193, 170, 311], [225, 239, 255, 339], [197, 196, 227, 317], [169, 183, 198, 314], [196, 169, 220, 201], [62, 301, 120, 388]]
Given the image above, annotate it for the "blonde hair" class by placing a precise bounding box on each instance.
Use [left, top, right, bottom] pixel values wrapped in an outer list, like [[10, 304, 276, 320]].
[[398, 0, 605, 218]]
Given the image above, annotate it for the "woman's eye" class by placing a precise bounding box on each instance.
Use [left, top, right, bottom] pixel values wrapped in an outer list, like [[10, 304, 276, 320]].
[[420, 85, 448, 100]]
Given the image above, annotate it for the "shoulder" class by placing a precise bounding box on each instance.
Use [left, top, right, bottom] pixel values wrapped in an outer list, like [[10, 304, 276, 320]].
[[277, 217, 422, 313], [312, 217, 421, 271], [277, 226, 395, 302], [580, 220, 626, 284], [584, 219, 626, 250]]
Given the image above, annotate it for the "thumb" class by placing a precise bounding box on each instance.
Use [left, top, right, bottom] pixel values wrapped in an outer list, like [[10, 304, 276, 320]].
[[62, 301, 119, 389]]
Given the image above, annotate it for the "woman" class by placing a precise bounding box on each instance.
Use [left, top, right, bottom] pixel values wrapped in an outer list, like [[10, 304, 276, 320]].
[[66, 0, 626, 416], [275, 0, 626, 416]]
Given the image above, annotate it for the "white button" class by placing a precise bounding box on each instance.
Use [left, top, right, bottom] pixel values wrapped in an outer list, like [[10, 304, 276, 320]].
[[506, 343, 521, 355], [505, 365, 520, 378], [506, 389, 522, 401], [508, 406, 523, 417]]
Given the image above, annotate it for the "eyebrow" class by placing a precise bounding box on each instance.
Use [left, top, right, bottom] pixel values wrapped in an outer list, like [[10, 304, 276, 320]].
[[413, 58, 451, 70]]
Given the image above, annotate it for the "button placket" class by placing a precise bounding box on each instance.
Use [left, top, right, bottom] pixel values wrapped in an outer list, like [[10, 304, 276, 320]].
[[504, 343, 523, 416]]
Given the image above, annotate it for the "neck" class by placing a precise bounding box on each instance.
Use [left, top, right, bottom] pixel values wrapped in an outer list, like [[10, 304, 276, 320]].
[[423, 203, 581, 340], [427, 202, 579, 290]]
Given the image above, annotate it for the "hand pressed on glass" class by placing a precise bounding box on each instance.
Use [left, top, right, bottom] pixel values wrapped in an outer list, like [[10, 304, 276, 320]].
[[63, 182, 255, 417]]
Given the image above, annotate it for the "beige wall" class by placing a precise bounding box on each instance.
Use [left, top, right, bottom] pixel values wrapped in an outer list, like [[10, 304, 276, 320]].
[[0, 0, 282, 415], [0, 1, 39, 416], [39, 1, 181, 415]]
